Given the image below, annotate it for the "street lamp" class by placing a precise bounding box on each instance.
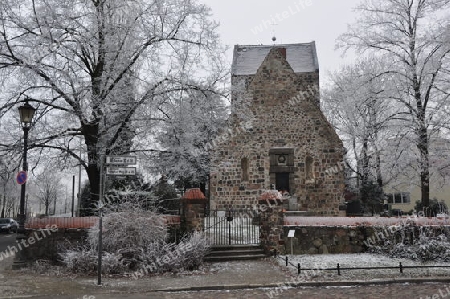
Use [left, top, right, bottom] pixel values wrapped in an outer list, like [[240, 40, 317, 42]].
[[13, 99, 36, 269]]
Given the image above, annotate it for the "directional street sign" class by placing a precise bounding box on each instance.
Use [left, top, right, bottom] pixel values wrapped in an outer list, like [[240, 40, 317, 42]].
[[106, 167, 136, 176], [16, 171, 27, 185], [106, 156, 136, 165]]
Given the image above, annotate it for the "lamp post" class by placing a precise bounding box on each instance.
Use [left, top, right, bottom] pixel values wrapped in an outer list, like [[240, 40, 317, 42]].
[[13, 99, 36, 269]]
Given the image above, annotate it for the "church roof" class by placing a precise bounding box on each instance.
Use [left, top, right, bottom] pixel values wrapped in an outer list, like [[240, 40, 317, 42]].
[[231, 42, 319, 76]]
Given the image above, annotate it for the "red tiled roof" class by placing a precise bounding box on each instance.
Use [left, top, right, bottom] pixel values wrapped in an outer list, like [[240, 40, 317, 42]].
[[182, 188, 206, 200]]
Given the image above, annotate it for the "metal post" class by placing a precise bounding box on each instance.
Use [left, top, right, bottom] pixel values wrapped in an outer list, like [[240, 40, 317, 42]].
[[97, 206, 103, 285], [71, 175, 75, 217], [77, 137, 82, 216], [97, 155, 104, 286], [25, 194, 28, 217], [291, 237, 293, 255], [12, 126, 29, 269], [337, 263, 341, 275], [18, 126, 29, 231]]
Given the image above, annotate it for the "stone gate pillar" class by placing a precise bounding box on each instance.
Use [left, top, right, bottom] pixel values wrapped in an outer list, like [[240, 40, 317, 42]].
[[259, 190, 286, 255], [181, 188, 207, 232]]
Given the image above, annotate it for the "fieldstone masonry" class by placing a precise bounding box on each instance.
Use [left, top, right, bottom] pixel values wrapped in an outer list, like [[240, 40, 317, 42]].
[[210, 42, 345, 215], [259, 196, 286, 255], [181, 188, 207, 232]]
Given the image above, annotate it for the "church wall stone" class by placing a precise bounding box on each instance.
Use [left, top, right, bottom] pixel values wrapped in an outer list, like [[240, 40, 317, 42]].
[[210, 45, 345, 216]]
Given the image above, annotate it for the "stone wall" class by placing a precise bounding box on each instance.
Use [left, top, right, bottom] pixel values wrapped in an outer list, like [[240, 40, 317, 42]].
[[283, 226, 370, 254], [282, 225, 450, 254], [21, 228, 88, 263], [259, 198, 286, 255], [210, 47, 344, 215]]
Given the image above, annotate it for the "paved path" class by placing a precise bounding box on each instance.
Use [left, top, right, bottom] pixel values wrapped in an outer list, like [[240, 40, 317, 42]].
[[27, 282, 450, 299], [0, 233, 15, 253], [1, 256, 450, 299]]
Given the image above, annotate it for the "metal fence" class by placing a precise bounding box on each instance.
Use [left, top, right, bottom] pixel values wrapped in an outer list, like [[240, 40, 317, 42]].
[[204, 209, 260, 245], [275, 253, 450, 276]]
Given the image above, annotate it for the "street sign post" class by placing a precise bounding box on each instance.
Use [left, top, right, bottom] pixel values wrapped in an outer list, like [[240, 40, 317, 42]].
[[105, 156, 136, 165], [106, 167, 136, 176], [16, 171, 27, 185]]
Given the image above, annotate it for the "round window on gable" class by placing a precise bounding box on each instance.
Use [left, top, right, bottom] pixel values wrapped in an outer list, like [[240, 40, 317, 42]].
[[278, 155, 286, 164]]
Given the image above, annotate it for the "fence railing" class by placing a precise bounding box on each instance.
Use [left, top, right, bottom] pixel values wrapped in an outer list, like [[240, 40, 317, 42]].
[[204, 209, 260, 245], [274, 253, 450, 276]]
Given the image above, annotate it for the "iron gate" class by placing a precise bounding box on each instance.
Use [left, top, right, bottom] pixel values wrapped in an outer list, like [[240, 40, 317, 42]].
[[204, 209, 260, 245]]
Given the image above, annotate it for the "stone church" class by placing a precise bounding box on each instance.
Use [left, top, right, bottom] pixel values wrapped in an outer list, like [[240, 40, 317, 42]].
[[209, 42, 345, 216]]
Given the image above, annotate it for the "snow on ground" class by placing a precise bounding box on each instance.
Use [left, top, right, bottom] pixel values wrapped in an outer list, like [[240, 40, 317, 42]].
[[284, 216, 450, 226], [276, 253, 450, 281]]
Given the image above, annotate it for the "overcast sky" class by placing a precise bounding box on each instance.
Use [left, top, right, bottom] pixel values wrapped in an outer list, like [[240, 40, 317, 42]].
[[203, 0, 361, 82]]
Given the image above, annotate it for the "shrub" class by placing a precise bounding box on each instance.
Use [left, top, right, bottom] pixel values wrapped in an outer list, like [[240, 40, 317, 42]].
[[367, 222, 450, 262], [60, 202, 209, 275]]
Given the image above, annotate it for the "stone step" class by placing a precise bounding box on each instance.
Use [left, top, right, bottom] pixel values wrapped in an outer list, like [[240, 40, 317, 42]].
[[209, 244, 262, 250], [207, 249, 265, 257], [284, 210, 315, 217], [205, 244, 267, 262], [204, 254, 267, 262]]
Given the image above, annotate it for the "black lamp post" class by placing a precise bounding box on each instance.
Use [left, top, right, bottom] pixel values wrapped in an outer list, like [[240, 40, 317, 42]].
[[13, 99, 36, 269]]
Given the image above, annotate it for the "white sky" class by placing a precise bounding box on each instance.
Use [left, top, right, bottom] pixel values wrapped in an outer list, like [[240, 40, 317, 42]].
[[203, 0, 361, 82]]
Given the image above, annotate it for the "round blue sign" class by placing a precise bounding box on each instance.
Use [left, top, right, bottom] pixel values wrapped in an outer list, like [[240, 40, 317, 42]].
[[16, 171, 27, 185]]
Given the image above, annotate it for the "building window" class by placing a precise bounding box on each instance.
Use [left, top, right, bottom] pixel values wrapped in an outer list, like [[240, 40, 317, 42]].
[[305, 156, 314, 180], [241, 157, 249, 181], [386, 192, 410, 204]]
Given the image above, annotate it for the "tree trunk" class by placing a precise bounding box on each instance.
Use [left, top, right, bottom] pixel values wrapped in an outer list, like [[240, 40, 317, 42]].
[[414, 71, 430, 214], [418, 124, 430, 214], [45, 200, 49, 216], [81, 122, 101, 216], [361, 136, 369, 207]]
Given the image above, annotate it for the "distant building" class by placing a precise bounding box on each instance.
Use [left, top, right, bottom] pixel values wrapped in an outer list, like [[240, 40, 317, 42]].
[[209, 42, 345, 215], [384, 136, 450, 213]]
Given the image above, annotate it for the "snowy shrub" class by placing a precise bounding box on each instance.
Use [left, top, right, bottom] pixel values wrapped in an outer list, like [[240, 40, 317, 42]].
[[60, 246, 98, 274], [60, 201, 210, 276], [366, 223, 450, 262], [88, 207, 168, 270], [177, 231, 210, 270]]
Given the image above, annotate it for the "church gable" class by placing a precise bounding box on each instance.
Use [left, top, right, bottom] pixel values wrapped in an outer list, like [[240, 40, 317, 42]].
[[248, 48, 299, 107], [209, 42, 345, 216]]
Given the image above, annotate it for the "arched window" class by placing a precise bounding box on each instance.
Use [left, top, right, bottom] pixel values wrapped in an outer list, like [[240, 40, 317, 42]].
[[306, 156, 314, 180], [241, 157, 249, 181]]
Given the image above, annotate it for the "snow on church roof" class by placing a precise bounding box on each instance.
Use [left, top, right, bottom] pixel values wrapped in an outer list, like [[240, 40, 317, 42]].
[[231, 42, 319, 76]]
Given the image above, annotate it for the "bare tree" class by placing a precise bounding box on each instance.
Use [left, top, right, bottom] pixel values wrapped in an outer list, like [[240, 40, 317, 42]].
[[33, 170, 63, 216], [0, 158, 19, 218], [323, 57, 406, 212], [149, 88, 228, 187], [0, 0, 227, 215], [337, 0, 450, 211]]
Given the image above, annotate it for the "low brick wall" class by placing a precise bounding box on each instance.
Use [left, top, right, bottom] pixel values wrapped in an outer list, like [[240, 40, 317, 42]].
[[26, 217, 98, 229]]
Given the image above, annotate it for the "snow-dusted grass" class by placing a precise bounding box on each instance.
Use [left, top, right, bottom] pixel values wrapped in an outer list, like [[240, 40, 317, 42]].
[[276, 253, 450, 281]]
